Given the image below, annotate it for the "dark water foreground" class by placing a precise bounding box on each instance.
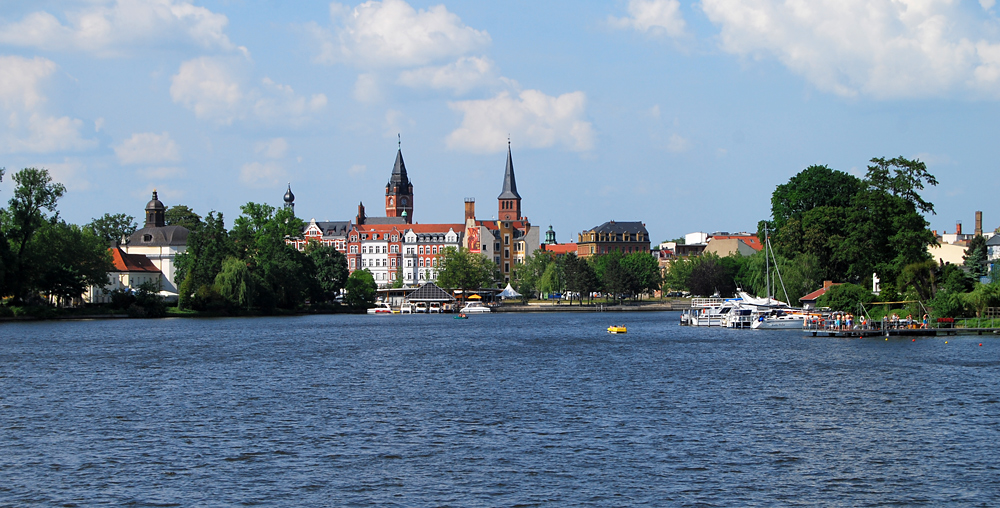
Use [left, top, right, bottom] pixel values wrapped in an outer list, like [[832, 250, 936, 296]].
[[1, 313, 998, 506]]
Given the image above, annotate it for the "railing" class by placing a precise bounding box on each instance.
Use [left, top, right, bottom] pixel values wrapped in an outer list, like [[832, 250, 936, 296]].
[[690, 298, 725, 308]]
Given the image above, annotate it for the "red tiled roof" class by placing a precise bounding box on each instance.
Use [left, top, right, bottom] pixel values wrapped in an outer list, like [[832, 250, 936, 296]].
[[542, 243, 578, 255], [711, 235, 763, 251], [110, 248, 160, 273]]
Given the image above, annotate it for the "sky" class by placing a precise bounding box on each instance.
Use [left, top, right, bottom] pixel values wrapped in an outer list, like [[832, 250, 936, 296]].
[[2, 0, 999, 244]]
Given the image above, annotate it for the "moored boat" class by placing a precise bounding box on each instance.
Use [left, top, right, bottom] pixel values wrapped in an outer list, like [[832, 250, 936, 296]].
[[459, 301, 491, 314], [367, 302, 393, 314]]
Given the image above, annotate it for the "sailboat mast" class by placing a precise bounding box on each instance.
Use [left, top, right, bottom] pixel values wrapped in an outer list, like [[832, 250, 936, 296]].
[[765, 225, 771, 304]]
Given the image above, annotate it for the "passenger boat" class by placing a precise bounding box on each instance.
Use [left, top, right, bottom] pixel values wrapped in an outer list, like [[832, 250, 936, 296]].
[[367, 302, 393, 314], [459, 301, 491, 314], [607, 325, 627, 334]]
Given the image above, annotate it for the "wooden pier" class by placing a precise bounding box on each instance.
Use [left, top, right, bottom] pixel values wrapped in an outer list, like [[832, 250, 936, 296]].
[[808, 328, 1000, 338]]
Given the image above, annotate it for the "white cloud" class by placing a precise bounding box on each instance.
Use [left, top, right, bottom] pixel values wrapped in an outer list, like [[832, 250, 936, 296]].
[[115, 132, 180, 164], [256, 138, 288, 159], [702, 0, 1000, 98], [666, 133, 691, 153], [398, 56, 498, 94], [349, 164, 367, 176], [41, 158, 91, 191], [354, 73, 382, 103], [312, 0, 491, 67], [982, 0, 996, 10], [240, 161, 286, 188], [137, 166, 187, 180], [170, 57, 326, 125], [0, 56, 96, 154], [447, 90, 594, 153], [0, 0, 241, 57], [610, 0, 687, 37]]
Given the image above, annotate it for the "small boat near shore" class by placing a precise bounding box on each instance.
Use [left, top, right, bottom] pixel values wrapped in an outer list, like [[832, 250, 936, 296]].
[[607, 325, 627, 334], [459, 301, 491, 314], [367, 302, 393, 314]]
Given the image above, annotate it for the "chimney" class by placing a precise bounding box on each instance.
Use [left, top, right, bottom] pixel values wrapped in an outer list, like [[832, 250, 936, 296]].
[[932, 230, 938, 237], [956, 221, 962, 235], [464, 198, 476, 221], [823, 280, 833, 289], [976, 211, 983, 236]]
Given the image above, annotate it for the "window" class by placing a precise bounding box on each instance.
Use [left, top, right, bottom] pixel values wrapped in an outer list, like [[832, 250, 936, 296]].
[[362, 234, 368, 240], [419, 259, 424, 267], [504, 248, 510, 258], [495, 243, 500, 251], [504, 235, 510, 245], [432, 258, 437, 267], [391, 245, 399, 253], [350, 259, 356, 268], [432, 246, 438, 254], [391, 258, 396, 267], [495, 256, 501, 264], [143, 234, 152, 242], [350, 245, 358, 254], [504, 262, 509, 273], [419, 246, 424, 254]]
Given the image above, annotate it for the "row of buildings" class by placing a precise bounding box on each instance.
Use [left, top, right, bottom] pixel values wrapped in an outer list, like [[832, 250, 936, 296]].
[[86, 145, 656, 300]]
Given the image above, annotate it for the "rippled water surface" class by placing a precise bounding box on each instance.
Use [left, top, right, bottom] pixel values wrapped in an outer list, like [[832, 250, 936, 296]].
[[2, 312, 999, 506]]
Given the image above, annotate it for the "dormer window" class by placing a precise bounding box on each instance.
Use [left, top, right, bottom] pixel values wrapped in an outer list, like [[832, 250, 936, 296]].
[[143, 234, 152, 242]]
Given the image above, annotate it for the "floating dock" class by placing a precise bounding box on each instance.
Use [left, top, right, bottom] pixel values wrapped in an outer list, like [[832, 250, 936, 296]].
[[809, 328, 1000, 338]]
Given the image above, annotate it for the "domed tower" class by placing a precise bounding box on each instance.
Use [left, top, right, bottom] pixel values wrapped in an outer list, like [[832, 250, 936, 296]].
[[544, 225, 556, 244], [144, 190, 166, 228], [385, 147, 414, 224], [283, 183, 295, 213]]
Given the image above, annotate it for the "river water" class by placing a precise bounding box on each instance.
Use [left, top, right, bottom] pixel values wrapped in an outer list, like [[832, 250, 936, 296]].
[[1, 312, 998, 506]]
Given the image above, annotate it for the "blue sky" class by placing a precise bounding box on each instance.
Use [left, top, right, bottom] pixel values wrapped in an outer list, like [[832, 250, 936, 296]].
[[2, 0, 999, 244]]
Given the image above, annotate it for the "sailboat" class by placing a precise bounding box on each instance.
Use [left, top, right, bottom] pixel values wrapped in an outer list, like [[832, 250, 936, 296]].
[[750, 226, 809, 330]]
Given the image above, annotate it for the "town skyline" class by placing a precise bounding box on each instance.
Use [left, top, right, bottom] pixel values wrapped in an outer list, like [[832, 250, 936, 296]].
[[2, 0, 999, 243]]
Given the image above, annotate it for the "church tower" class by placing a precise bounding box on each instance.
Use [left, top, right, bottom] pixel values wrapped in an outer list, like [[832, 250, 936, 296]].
[[497, 143, 521, 221], [385, 147, 413, 224], [283, 183, 295, 214], [144, 190, 166, 228]]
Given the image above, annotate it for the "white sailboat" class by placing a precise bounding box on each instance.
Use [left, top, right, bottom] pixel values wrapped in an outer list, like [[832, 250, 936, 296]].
[[750, 226, 808, 330]]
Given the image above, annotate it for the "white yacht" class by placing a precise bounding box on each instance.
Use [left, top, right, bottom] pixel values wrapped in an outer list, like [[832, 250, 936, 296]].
[[367, 302, 393, 314], [459, 301, 491, 314]]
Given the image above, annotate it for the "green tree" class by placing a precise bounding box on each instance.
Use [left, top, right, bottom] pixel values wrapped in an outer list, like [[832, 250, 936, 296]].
[[622, 251, 662, 300], [538, 261, 563, 297], [897, 259, 938, 302], [30, 221, 112, 303], [436, 247, 495, 293], [963, 235, 988, 278], [306, 242, 349, 301], [1, 168, 66, 302], [175, 211, 233, 309], [164, 205, 202, 229], [86, 213, 137, 246], [768, 165, 863, 234], [816, 283, 875, 312], [215, 256, 259, 311], [229, 202, 311, 309], [344, 269, 377, 308], [512, 250, 554, 300], [962, 279, 1000, 318], [564, 254, 599, 304]]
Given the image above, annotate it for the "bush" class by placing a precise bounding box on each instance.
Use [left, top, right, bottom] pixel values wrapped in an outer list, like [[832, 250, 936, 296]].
[[817, 283, 875, 312]]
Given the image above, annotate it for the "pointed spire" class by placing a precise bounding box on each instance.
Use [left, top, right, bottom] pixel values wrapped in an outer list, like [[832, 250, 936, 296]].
[[498, 142, 520, 200], [388, 147, 410, 190]]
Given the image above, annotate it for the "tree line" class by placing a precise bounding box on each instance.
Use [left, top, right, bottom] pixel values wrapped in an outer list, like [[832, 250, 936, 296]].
[[662, 156, 1000, 320]]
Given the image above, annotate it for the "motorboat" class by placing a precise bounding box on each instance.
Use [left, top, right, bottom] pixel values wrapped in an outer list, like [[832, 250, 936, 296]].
[[367, 302, 393, 314], [607, 325, 627, 334], [400, 302, 413, 314], [459, 301, 491, 314], [429, 302, 441, 313], [414, 302, 428, 313], [751, 309, 808, 329]]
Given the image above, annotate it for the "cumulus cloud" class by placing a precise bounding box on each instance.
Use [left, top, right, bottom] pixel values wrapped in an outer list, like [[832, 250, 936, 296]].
[[702, 0, 1000, 98], [666, 133, 691, 153], [0, 56, 96, 154], [41, 158, 91, 191], [0, 0, 241, 57], [115, 132, 180, 164], [446, 90, 594, 153], [354, 73, 382, 103], [240, 161, 286, 188], [256, 138, 288, 159], [398, 56, 499, 94], [609, 0, 687, 37], [170, 57, 327, 124], [311, 0, 491, 67]]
